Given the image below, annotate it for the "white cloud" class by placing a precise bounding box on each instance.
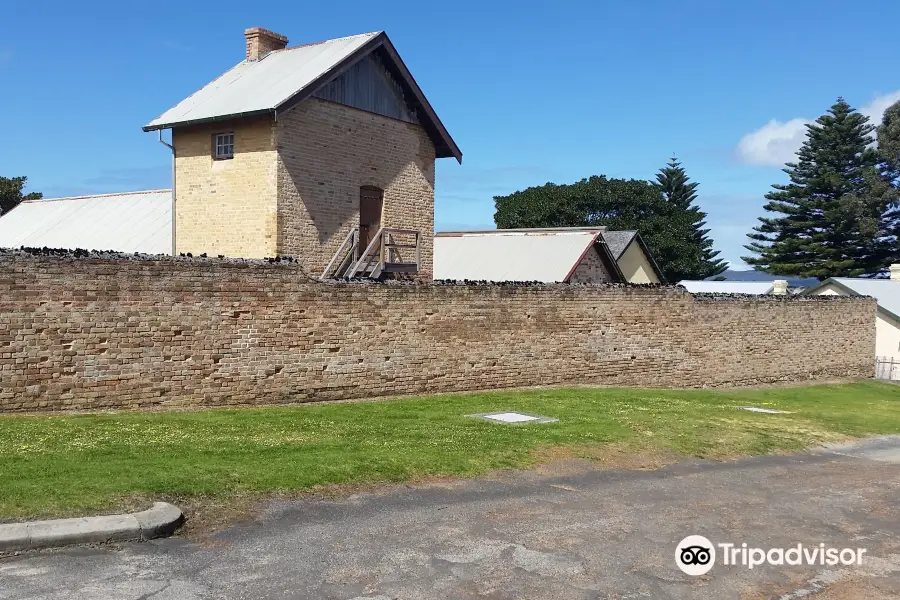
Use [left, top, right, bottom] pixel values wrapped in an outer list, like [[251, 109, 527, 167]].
[[735, 90, 900, 167], [736, 118, 810, 167], [861, 90, 900, 126]]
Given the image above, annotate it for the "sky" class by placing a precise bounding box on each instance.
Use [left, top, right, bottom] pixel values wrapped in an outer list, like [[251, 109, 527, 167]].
[[2, 0, 898, 268]]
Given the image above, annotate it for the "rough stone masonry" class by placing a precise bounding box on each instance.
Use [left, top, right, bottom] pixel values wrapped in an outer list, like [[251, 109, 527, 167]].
[[0, 251, 876, 413]]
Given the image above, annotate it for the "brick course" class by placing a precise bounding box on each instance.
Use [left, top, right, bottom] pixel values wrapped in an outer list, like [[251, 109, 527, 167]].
[[0, 253, 875, 413]]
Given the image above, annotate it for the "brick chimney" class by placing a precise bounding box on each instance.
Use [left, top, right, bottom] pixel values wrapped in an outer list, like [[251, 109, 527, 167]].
[[891, 264, 900, 281], [772, 280, 788, 295], [244, 27, 288, 61]]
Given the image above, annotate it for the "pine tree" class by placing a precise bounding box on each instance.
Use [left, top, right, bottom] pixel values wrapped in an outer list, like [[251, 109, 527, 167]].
[[878, 100, 900, 175], [743, 98, 894, 279], [877, 100, 900, 265], [653, 157, 727, 279]]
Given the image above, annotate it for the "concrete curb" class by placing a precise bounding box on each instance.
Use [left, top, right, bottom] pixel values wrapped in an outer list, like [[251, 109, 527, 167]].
[[0, 502, 184, 552]]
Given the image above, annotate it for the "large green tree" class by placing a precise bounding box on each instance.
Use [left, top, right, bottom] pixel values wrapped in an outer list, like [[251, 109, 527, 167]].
[[493, 175, 713, 282], [743, 98, 896, 279], [877, 100, 900, 264], [0, 176, 41, 216], [653, 157, 727, 279]]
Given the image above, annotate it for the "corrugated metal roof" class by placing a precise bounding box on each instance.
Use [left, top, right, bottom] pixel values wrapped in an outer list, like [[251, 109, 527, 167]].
[[145, 33, 379, 130], [0, 190, 172, 254], [829, 278, 900, 319], [434, 231, 599, 282], [678, 281, 775, 294]]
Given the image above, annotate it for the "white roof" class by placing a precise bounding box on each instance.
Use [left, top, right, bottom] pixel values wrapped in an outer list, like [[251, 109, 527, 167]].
[[0, 190, 172, 254], [434, 231, 599, 282], [829, 278, 900, 319], [679, 281, 775, 294], [145, 33, 379, 130]]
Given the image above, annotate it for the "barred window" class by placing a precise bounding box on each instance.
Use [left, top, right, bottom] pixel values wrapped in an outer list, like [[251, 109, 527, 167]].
[[214, 133, 234, 160]]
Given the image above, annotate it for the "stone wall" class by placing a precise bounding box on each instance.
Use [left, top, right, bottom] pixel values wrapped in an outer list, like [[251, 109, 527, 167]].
[[276, 98, 436, 278], [0, 252, 876, 413]]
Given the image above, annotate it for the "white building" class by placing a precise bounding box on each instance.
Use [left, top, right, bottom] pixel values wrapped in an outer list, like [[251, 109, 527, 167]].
[[433, 228, 663, 284], [806, 266, 900, 379]]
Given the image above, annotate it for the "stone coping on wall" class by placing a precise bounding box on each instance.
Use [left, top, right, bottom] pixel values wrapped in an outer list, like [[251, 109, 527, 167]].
[[0, 246, 874, 301]]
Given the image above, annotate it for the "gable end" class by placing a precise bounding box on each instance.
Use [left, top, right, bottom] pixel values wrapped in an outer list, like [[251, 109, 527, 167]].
[[313, 51, 419, 124]]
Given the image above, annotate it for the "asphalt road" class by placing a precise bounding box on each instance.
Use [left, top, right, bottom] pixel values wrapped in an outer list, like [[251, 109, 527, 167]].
[[3, 437, 900, 599]]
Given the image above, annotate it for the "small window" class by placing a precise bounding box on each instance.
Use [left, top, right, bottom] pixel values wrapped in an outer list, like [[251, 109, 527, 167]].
[[213, 133, 234, 160]]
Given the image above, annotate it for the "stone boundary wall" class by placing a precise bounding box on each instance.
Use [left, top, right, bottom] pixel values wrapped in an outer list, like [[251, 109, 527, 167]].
[[0, 251, 876, 413]]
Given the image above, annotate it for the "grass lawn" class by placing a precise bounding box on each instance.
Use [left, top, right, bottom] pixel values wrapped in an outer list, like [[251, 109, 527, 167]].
[[1, 381, 898, 521]]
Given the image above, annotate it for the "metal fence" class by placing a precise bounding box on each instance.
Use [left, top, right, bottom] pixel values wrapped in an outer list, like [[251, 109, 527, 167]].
[[875, 356, 900, 381]]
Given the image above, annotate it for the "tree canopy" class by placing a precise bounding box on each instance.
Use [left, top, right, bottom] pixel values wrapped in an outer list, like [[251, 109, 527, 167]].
[[743, 98, 897, 279], [0, 176, 42, 216], [493, 169, 723, 283]]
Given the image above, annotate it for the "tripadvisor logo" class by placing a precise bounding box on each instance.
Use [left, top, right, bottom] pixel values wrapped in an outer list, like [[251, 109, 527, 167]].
[[675, 535, 868, 575], [676, 535, 715, 576]]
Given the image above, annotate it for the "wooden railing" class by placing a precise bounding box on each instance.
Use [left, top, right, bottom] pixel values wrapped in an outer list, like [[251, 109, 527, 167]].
[[320, 227, 359, 279], [345, 227, 421, 279]]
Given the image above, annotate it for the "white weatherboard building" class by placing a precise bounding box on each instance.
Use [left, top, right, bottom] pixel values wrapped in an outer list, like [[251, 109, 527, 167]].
[[0, 190, 172, 255], [806, 266, 900, 379]]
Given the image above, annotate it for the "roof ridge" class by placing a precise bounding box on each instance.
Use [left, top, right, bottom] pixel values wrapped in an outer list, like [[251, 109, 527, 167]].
[[437, 227, 608, 236], [23, 189, 172, 203], [279, 31, 381, 52]]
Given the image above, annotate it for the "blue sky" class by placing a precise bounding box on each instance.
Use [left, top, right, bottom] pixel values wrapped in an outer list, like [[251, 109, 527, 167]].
[[2, 0, 898, 267]]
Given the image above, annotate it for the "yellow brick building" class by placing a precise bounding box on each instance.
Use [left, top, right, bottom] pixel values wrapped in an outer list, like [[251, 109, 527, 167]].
[[144, 27, 461, 279]]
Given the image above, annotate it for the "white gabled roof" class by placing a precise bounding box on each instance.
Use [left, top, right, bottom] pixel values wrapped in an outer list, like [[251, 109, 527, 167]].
[[143, 30, 462, 162], [0, 190, 172, 255], [145, 33, 379, 130], [678, 281, 775, 294], [434, 230, 600, 282], [825, 278, 900, 321]]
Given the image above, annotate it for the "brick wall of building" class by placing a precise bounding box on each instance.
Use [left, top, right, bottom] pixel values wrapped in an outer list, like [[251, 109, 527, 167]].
[[0, 253, 875, 413], [276, 98, 436, 277], [569, 246, 614, 283], [173, 116, 278, 258]]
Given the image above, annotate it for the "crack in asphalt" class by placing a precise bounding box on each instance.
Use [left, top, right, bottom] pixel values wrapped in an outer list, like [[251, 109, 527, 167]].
[[134, 580, 171, 600]]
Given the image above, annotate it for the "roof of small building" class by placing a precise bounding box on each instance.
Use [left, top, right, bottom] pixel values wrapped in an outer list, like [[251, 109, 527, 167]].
[[806, 277, 900, 321], [600, 230, 638, 260], [0, 190, 172, 255], [433, 228, 624, 283], [678, 280, 775, 294], [143, 31, 461, 162]]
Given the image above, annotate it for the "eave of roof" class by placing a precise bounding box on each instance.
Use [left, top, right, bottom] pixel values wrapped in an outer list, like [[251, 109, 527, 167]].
[[143, 31, 461, 163]]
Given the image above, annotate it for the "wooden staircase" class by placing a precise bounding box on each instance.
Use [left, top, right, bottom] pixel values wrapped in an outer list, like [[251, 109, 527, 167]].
[[321, 227, 422, 280]]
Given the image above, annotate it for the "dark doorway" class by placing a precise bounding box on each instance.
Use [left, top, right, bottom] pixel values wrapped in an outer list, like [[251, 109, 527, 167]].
[[359, 186, 384, 252]]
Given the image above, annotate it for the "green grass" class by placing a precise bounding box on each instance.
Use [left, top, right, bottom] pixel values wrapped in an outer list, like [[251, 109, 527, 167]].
[[1, 381, 898, 520]]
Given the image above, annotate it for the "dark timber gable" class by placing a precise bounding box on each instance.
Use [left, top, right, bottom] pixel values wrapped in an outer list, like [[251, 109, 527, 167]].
[[313, 51, 418, 124]]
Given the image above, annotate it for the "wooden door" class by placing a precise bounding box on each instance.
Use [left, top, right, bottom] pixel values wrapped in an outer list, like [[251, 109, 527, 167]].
[[359, 186, 383, 251]]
